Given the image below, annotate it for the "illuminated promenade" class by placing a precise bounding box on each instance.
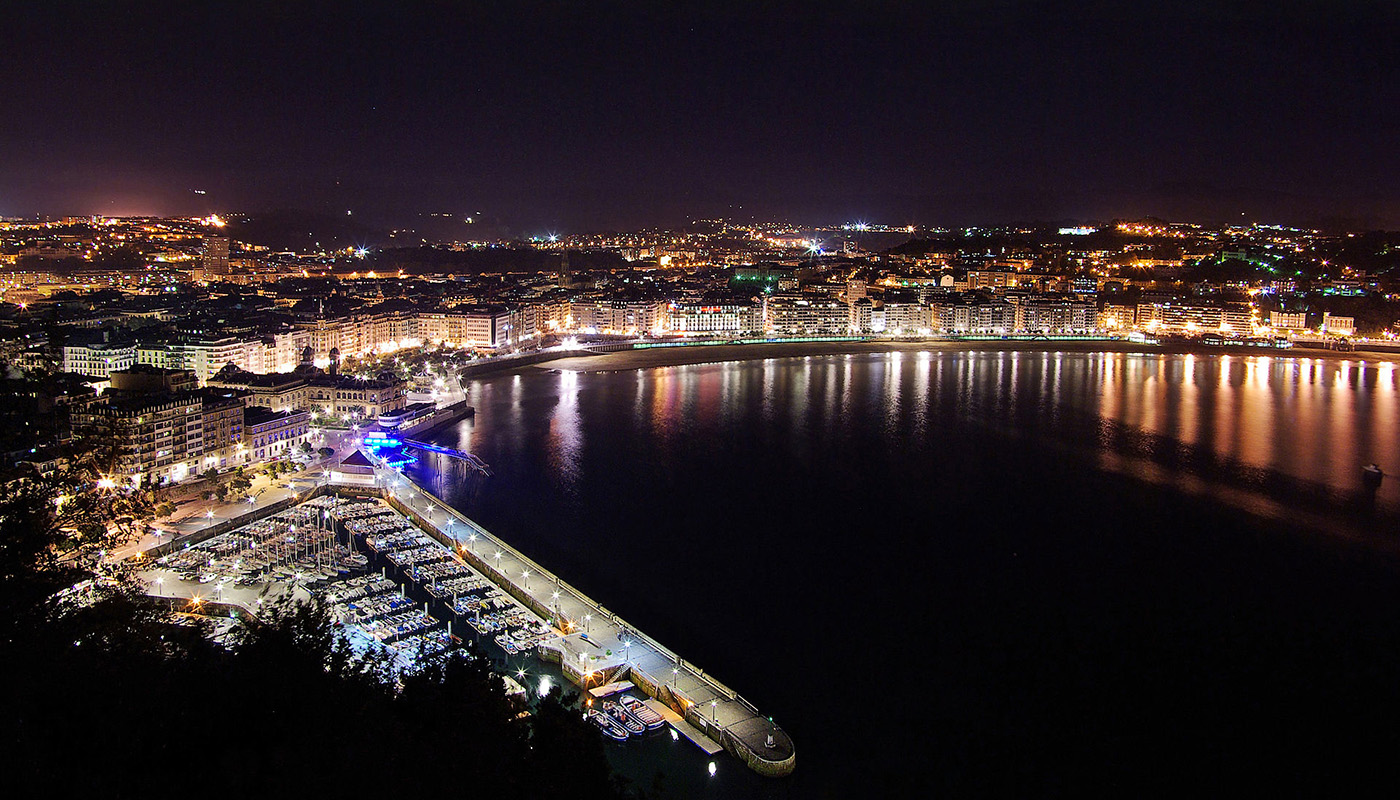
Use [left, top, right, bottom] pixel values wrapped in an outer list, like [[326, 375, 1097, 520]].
[[375, 467, 797, 778]]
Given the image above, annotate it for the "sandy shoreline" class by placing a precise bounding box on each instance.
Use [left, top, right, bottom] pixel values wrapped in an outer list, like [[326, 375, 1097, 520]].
[[530, 338, 1400, 373]]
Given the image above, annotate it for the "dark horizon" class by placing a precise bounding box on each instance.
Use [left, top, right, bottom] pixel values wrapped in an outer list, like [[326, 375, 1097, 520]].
[[5, 1, 1399, 231]]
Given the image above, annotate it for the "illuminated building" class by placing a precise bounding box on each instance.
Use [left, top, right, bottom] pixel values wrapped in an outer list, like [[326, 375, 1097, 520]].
[[202, 235, 230, 276], [305, 373, 406, 418], [138, 330, 312, 384], [418, 305, 515, 348], [73, 392, 204, 486], [928, 298, 1016, 333], [197, 389, 247, 467], [207, 368, 312, 413], [63, 341, 136, 378], [1016, 298, 1097, 334], [665, 301, 761, 334], [848, 297, 873, 333], [765, 293, 849, 335], [567, 299, 665, 335], [879, 299, 930, 334], [108, 364, 198, 393], [245, 407, 310, 462], [1135, 302, 1254, 335], [1322, 313, 1356, 337]]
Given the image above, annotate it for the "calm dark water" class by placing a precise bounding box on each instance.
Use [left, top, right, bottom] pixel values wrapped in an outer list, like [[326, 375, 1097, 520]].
[[410, 350, 1400, 796]]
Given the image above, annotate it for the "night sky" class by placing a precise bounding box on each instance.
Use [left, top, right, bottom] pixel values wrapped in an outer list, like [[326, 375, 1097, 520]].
[[4, 1, 1398, 230]]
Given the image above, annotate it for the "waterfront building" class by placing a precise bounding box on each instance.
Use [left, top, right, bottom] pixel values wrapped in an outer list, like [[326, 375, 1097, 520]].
[[1136, 302, 1255, 335], [418, 305, 514, 349], [244, 406, 309, 462], [306, 373, 406, 419], [765, 293, 849, 335], [929, 297, 1016, 333], [1017, 297, 1097, 333], [881, 299, 930, 334], [665, 300, 762, 334], [848, 297, 873, 333], [1098, 303, 1137, 331], [568, 298, 666, 335], [1322, 313, 1356, 337], [298, 311, 417, 362], [1271, 311, 1308, 332]]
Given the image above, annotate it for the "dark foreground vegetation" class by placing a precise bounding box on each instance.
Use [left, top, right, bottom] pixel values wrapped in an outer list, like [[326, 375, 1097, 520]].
[[0, 443, 631, 798]]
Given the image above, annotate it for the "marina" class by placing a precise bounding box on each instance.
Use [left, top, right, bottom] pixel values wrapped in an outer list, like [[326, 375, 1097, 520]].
[[378, 465, 796, 777], [141, 464, 794, 778]]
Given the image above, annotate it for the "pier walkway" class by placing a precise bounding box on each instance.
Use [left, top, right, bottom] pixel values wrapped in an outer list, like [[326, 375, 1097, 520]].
[[376, 467, 795, 778]]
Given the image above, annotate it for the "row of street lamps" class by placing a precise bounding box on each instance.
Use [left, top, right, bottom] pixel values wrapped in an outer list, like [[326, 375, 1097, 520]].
[[392, 471, 728, 727]]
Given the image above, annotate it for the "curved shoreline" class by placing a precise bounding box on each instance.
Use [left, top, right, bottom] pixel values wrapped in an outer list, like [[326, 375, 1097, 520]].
[[530, 338, 1400, 374]]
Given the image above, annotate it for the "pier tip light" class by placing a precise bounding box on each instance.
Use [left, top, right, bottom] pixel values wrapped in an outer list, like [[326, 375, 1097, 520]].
[[708, 762, 717, 777], [670, 728, 679, 741]]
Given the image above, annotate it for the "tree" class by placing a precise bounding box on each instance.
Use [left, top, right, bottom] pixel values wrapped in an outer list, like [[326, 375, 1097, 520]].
[[0, 438, 629, 798], [225, 467, 253, 500]]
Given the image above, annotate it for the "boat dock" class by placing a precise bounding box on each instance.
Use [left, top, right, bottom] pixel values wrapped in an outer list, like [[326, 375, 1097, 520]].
[[400, 439, 492, 475], [645, 698, 724, 755], [377, 467, 795, 778]]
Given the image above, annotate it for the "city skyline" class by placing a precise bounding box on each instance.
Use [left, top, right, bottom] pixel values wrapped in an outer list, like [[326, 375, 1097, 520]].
[[5, 2, 1399, 229]]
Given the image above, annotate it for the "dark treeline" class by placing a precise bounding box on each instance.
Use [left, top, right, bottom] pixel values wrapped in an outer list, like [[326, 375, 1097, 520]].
[[0, 444, 635, 799], [367, 247, 630, 275]]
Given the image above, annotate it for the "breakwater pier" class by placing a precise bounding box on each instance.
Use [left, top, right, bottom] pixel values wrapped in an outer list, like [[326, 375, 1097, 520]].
[[378, 468, 796, 778], [142, 465, 795, 779]]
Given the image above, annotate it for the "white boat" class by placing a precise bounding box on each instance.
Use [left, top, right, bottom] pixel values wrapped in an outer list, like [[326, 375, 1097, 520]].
[[618, 695, 665, 730]]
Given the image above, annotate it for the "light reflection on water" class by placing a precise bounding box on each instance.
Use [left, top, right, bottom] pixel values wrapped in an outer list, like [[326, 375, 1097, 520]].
[[452, 350, 1399, 533], [408, 349, 1400, 797]]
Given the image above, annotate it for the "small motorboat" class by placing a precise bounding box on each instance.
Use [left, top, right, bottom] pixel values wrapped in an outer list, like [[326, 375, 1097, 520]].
[[588, 708, 629, 741], [604, 701, 646, 735], [619, 695, 665, 730]]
